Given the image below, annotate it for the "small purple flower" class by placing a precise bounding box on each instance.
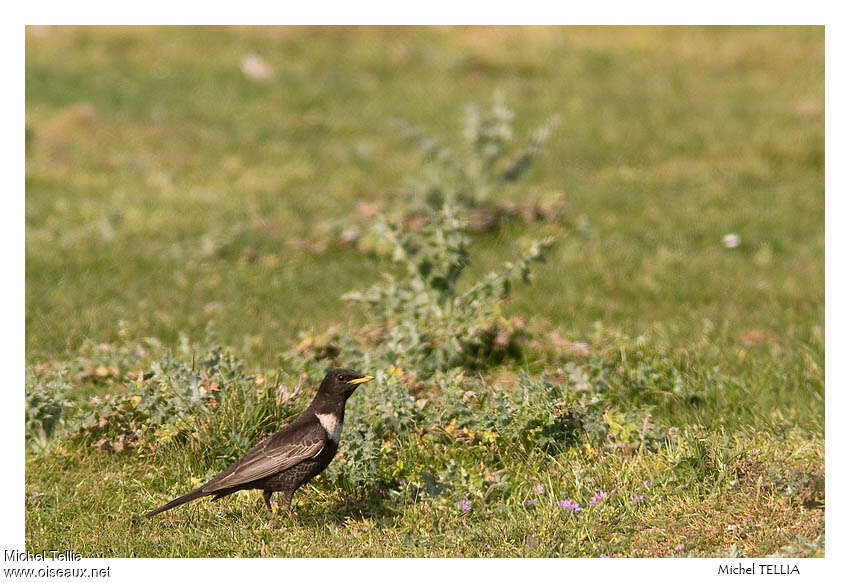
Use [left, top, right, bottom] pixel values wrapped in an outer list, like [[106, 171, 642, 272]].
[[599, 554, 611, 558], [642, 480, 654, 488], [523, 498, 538, 506], [398, 478, 408, 486], [460, 499, 472, 512], [533, 483, 545, 495], [270, 500, 279, 508], [558, 498, 581, 513], [629, 494, 645, 505], [588, 491, 607, 506]]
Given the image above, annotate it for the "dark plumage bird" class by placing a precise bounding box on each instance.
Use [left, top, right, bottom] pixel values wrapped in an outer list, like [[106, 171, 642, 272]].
[[144, 368, 373, 518]]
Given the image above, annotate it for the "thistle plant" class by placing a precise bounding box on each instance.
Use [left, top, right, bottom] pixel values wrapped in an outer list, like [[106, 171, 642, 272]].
[[396, 91, 559, 209], [291, 97, 561, 471], [342, 196, 554, 376]]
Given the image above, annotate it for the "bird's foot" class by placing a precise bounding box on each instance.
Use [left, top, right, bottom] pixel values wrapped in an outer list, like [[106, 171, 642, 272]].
[[268, 506, 296, 529]]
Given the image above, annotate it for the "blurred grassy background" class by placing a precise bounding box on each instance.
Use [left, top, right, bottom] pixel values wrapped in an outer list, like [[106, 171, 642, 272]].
[[26, 25, 823, 406]]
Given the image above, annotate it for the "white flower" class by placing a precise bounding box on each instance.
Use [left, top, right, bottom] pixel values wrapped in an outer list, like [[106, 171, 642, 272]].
[[241, 54, 273, 81], [722, 233, 741, 248]]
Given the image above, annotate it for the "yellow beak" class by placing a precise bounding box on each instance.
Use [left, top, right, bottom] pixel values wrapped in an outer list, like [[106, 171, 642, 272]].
[[347, 375, 375, 385]]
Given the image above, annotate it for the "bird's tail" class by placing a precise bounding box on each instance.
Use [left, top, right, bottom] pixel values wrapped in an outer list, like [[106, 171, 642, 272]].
[[144, 488, 208, 518]]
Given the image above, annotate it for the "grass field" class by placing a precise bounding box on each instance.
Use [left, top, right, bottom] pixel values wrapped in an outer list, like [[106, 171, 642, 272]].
[[25, 26, 824, 557]]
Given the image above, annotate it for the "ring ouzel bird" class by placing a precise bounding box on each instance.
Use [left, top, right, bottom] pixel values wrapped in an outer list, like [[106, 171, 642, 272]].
[[144, 368, 374, 518]]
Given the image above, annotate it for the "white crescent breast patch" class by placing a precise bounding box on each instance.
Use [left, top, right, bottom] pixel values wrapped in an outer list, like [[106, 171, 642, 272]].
[[315, 413, 343, 442]]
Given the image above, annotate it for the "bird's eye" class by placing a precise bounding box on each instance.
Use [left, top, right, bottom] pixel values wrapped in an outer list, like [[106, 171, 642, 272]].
[[337, 374, 344, 382]]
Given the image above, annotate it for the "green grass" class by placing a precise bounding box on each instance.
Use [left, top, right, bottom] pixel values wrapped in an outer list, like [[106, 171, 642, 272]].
[[25, 26, 823, 557]]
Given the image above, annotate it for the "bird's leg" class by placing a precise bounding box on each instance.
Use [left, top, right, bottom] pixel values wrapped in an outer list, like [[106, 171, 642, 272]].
[[263, 490, 273, 511], [281, 491, 296, 516]]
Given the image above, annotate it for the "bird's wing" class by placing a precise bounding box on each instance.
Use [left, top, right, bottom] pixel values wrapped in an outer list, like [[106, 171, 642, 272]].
[[201, 420, 326, 492]]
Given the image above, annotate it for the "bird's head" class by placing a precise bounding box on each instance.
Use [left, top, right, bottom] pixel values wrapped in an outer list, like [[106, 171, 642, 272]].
[[318, 367, 374, 401]]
